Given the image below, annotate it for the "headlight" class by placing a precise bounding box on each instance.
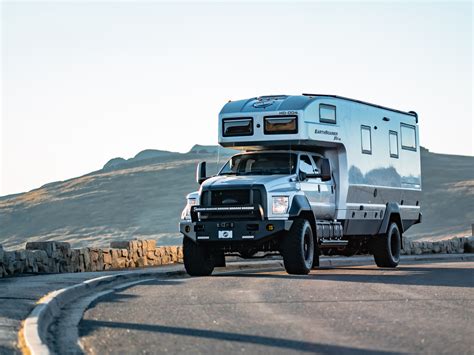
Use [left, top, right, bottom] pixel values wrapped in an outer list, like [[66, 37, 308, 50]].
[[181, 198, 197, 220], [272, 196, 289, 214]]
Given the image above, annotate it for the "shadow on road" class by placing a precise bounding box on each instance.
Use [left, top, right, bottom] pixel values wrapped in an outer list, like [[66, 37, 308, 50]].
[[86, 279, 184, 309], [79, 319, 397, 354], [215, 265, 474, 288]]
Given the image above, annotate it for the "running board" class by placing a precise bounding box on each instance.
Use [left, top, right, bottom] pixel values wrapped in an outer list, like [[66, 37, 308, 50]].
[[320, 240, 348, 247]]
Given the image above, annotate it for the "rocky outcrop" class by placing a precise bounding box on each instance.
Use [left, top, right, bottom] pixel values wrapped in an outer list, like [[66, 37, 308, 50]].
[[0, 240, 183, 278]]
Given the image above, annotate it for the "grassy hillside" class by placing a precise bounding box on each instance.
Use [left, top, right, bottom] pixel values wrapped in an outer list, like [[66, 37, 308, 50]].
[[0, 146, 472, 250]]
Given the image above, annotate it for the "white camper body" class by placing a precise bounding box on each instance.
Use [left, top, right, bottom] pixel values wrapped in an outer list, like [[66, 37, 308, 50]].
[[180, 95, 422, 276], [218, 94, 421, 235]]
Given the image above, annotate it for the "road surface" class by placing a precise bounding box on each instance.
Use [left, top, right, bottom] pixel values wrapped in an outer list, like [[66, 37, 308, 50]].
[[79, 261, 474, 354]]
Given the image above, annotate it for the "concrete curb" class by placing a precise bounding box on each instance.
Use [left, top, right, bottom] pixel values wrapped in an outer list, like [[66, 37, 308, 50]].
[[20, 268, 186, 355], [19, 253, 474, 354], [19, 261, 283, 355]]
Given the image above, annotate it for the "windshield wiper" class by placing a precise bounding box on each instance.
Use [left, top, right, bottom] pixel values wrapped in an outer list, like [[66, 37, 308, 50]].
[[237, 170, 267, 176], [219, 172, 237, 176]]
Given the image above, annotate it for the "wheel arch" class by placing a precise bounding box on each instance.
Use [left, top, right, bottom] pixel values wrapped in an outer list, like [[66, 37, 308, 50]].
[[289, 195, 317, 241], [378, 202, 404, 248]]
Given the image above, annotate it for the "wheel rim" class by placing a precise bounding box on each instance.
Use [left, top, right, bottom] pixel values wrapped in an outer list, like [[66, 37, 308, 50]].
[[303, 227, 313, 264], [389, 227, 400, 261]]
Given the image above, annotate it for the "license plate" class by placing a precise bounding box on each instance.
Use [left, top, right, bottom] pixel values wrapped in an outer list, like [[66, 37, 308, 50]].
[[218, 230, 233, 239]]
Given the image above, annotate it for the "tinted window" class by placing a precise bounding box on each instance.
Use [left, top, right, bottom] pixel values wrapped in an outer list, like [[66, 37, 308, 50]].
[[299, 155, 314, 174], [389, 131, 399, 158], [319, 104, 336, 124], [222, 118, 253, 137], [219, 153, 297, 176], [264, 116, 298, 134], [361, 125, 372, 154], [401, 123, 417, 151]]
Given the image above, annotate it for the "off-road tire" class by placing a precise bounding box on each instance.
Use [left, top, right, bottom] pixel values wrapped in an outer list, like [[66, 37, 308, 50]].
[[281, 218, 314, 275], [183, 237, 215, 276], [373, 222, 401, 268], [312, 240, 320, 269]]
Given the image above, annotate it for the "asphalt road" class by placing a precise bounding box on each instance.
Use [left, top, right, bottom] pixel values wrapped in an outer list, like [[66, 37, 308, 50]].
[[79, 261, 474, 354]]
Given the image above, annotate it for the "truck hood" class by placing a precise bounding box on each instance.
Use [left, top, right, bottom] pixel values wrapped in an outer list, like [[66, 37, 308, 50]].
[[202, 174, 297, 193]]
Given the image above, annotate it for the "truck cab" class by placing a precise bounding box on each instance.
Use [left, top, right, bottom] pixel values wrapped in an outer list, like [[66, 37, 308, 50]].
[[180, 94, 422, 276]]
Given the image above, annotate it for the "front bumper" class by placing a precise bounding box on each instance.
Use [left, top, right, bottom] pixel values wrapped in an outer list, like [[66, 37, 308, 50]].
[[180, 219, 293, 242]]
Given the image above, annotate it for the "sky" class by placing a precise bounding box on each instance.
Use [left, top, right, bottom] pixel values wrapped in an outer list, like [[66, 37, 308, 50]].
[[1, 1, 472, 196]]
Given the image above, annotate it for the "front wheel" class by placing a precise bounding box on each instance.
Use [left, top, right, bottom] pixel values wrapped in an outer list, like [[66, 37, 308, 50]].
[[372, 222, 401, 268], [280, 219, 314, 275], [183, 237, 215, 276]]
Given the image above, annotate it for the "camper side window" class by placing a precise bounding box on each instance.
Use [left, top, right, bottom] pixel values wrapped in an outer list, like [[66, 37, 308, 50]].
[[361, 125, 372, 154], [319, 104, 336, 124], [401, 123, 417, 151], [389, 131, 399, 158], [222, 117, 253, 137]]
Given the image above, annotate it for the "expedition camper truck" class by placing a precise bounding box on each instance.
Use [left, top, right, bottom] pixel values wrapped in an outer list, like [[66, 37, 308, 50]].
[[180, 94, 422, 276]]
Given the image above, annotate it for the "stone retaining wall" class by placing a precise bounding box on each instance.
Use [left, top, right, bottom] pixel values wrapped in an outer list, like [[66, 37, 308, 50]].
[[0, 240, 182, 278], [401, 236, 474, 255], [0, 236, 473, 278]]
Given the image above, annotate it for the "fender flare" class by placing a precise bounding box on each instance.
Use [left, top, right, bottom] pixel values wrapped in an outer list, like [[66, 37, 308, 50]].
[[288, 195, 312, 217], [378, 202, 404, 235]]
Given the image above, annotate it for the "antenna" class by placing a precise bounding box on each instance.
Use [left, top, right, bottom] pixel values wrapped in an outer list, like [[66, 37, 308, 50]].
[[289, 143, 292, 174], [216, 144, 221, 174]]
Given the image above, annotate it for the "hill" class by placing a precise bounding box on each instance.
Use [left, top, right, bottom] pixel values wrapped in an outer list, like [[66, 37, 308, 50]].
[[0, 146, 472, 250]]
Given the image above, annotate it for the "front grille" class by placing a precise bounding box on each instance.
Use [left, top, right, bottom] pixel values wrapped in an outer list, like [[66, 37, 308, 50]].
[[211, 189, 250, 206], [194, 186, 266, 221]]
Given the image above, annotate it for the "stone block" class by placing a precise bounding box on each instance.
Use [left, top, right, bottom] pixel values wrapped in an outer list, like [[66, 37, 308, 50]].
[[147, 240, 157, 250], [90, 249, 99, 262], [26, 241, 71, 258], [121, 249, 129, 257], [110, 241, 132, 250], [136, 257, 147, 268], [103, 252, 112, 265], [147, 251, 157, 260], [464, 236, 474, 253]]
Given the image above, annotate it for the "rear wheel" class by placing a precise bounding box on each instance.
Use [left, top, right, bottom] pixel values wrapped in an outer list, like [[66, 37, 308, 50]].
[[373, 222, 401, 268], [183, 237, 214, 276], [280, 218, 314, 275]]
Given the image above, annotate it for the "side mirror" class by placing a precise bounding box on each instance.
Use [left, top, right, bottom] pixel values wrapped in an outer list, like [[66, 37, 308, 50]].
[[319, 158, 331, 181], [196, 161, 207, 184], [298, 171, 307, 181], [303, 158, 331, 181]]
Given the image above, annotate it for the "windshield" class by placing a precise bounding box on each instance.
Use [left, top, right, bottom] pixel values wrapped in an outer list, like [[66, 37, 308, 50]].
[[219, 152, 297, 176]]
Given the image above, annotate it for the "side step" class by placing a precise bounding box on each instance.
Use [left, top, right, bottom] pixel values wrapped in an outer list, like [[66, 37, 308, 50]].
[[320, 240, 348, 247]]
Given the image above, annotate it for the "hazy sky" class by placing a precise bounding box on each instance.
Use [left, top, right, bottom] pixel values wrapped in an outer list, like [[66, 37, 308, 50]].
[[1, 1, 472, 196]]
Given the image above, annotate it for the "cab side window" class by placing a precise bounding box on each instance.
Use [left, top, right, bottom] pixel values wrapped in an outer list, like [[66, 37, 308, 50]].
[[299, 155, 314, 174]]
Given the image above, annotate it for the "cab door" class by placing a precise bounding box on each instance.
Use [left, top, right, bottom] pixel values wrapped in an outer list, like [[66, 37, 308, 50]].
[[311, 155, 336, 220], [298, 154, 320, 215], [298, 154, 336, 220]]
